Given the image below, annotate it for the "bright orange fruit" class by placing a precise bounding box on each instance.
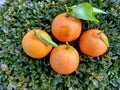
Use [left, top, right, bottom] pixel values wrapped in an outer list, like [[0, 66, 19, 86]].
[[79, 29, 108, 57], [50, 44, 80, 75], [22, 29, 52, 59], [51, 13, 82, 42]]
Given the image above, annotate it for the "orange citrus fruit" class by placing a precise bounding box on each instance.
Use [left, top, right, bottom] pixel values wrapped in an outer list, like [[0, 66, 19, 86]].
[[51, 13, 82, 42], [50, 44, 80, 75], [79, 29, 108, 57], [22, 29, 52, 59]]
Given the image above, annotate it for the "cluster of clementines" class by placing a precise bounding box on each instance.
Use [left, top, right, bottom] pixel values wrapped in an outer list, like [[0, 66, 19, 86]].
[[22, 13, 109, 75]]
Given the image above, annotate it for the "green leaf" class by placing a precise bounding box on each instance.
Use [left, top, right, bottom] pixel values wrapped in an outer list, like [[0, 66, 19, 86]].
[[99, 33, 109, 47], [34, 31, 58, 47], [39, 34, 59, 48], [93, 7, 107, 14], [70, 3, 99, 23]]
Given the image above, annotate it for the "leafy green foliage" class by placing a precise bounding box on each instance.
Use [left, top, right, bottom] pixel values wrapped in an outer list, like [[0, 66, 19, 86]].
[[0, 0, 120, 89], [70, 3, 99, 23]]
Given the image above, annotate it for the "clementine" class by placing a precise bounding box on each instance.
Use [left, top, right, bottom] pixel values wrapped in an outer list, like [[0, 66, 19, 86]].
[[79, 29, 109, 57], [50, 44, 80, 75], [51, 13, 82, 42], [22, 29, 52, 59]]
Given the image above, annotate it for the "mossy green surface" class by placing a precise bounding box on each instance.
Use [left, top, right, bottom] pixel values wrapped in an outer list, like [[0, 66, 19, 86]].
[[0, 0, 120, 90]]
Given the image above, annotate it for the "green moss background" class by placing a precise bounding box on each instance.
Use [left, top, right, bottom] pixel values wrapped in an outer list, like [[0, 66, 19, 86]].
[[0, 0, 120, 90]]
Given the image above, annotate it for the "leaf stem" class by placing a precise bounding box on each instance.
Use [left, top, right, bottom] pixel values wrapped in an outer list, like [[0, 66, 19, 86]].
[[97, 31, 103, 35], [66, 42, 70, 50], [34, 30, 37, 37], [65, 5, 70, 17]]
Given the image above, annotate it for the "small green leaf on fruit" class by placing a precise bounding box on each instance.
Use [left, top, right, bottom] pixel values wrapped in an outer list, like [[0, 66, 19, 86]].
[[99, 34, 109, 47], [38, 34, 59, 48], [34, 31, 58, 47]]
